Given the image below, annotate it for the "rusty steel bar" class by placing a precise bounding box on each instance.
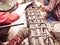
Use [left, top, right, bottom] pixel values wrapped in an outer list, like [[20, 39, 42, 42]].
[[0, 23, 24, 28], [24, 0, 55, 45]]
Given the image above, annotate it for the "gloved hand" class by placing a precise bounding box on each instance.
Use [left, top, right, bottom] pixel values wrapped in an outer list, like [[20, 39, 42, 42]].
[[14, 2, 32, 16], [35, 1, 42, 7], [35, 1, 47, 11]]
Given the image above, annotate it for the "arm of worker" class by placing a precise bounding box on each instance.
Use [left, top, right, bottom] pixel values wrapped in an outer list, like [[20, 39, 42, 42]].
[[5, 27, 29, 45], [41, 0, 57, 12], [0, 2, 32, 25], [35, 0, 57, 12]]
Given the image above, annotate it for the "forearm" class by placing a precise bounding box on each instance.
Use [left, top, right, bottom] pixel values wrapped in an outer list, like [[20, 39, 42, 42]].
[[43, 0, 57, 12]]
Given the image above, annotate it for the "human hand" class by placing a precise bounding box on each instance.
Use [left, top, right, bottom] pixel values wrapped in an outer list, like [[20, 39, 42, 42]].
[[40, 5, 51, 12], [40, 5, 46, 11], [34, 1, 47, 11], [35, 1, 42, 7]]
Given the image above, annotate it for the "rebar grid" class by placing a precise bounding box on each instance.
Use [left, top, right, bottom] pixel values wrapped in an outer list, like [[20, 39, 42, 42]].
[[25, 2, 55, 45]]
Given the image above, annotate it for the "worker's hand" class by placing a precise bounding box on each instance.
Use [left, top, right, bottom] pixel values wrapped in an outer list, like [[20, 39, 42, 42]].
[[40, 5, 50, 12], [35, 1, 42, 7], [35, 1, 47, 11], [40, 5, 46, 11], [14, 2, 32, 16]]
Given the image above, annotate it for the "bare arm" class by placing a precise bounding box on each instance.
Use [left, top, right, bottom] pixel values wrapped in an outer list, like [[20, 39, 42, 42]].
[[41, 0, 58, 12]]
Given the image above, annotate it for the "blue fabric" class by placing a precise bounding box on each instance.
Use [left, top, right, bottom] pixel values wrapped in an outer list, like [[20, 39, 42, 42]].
[[44, 0, 50, 5], [46, 12, 56, 23], [44, 0, 56, 23], [46, 17, 56, 23]]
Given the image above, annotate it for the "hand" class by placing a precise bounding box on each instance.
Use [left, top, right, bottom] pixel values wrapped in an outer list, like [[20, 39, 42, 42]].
[[14, 2, 32, 16], [35, 1, 42, 7], [40, 5, 51, 12], [34, 1, 47, 11], [40, 5, 46, 11]]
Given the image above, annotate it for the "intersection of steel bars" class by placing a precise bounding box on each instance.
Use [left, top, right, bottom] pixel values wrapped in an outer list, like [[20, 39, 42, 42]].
[[25, 2, 55, 45]]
